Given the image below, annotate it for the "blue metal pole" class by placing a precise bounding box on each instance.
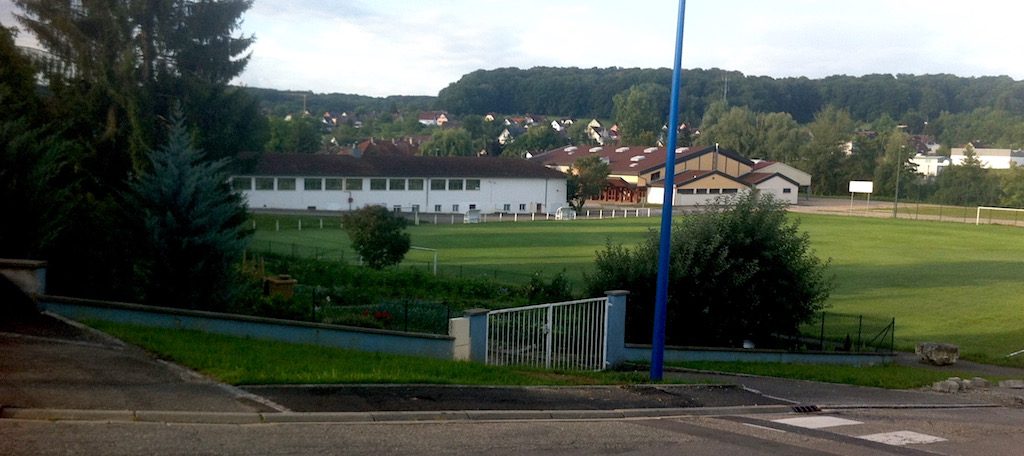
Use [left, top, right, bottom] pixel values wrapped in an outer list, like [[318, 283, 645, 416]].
[[651, 0, 687, 381]]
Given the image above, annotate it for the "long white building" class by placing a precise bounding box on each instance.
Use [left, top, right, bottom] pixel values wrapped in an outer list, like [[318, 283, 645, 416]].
[[231, 154, 568, 214]]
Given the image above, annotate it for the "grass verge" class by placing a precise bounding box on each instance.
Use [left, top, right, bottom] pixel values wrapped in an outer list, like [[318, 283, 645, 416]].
[[88, 321, 985, 390], [669, 361, 988, 390], [88, 321, 655, 386]]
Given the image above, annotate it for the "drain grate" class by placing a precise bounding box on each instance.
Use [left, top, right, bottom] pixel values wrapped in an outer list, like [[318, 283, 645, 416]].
[[791, 405, 821, 413]]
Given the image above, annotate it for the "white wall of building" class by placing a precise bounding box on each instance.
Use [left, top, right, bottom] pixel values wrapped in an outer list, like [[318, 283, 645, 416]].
[[237, 176, 566, 214], [910, 155, 950, 177], [950, 148, 1024, 169], [645, 177, 796, 206], [646, 187, 751, 206], [751, 176, 798, 204]]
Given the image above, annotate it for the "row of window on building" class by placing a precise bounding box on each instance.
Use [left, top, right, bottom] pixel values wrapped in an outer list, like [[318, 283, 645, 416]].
[[232, 177, 483, 192], [676, 188, 791, 195], [391, 203, 530, 213], [677, 188, 741, 195]]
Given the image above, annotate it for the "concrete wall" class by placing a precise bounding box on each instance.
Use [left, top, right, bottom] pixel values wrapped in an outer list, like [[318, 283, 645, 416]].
[[239, 176, 566, 215], [624, 344, 894, 366], [0, 259, 47, 297], [40, 296, 455, 360]]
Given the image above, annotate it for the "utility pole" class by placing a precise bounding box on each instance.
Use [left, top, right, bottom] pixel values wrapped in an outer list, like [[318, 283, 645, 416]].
[[651, 0, 688, 382], [893, 145, 904, 218]]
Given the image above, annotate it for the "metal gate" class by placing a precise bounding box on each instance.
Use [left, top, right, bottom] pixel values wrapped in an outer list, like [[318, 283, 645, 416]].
[[485, 297, 608, 370]]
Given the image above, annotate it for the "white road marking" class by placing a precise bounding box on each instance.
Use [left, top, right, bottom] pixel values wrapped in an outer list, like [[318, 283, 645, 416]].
[[742, 423, 785, 433], [772, 416, 863, 429], [858, 431, 947, 446]]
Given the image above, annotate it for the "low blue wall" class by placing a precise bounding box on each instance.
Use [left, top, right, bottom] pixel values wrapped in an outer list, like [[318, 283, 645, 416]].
[[625, 344, 895, 366], [40, 295, 454, 360]]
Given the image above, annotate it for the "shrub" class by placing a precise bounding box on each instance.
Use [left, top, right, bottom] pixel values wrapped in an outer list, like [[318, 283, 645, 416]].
[[523, 271, 575, 304], [341, 206, 411, 269], [586, 191, 832, 347]]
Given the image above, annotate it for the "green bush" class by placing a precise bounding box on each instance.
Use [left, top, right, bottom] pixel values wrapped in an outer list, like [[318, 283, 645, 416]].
[[587, 191, 832, 347]]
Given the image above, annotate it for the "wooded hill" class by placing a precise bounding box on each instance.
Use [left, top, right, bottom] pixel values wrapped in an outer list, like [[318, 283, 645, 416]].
[[436, 67, 1024, 130], [248, 66, 1024, 139]]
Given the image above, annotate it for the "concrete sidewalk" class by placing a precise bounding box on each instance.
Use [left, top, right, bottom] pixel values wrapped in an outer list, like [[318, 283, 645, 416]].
[[0, 312, 280, 413]]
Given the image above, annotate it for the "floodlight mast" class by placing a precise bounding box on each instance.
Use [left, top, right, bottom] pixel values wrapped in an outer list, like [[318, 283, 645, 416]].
[[651, 0, 687, 382]]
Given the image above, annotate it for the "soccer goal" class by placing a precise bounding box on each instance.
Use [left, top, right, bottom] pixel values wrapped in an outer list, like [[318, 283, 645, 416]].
[[975, 206, 1024, 226]]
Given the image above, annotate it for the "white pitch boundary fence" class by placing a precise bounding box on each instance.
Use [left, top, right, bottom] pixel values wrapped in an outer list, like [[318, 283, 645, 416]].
[[976, 206, 1024, 225], [485, 297, 609, 370]]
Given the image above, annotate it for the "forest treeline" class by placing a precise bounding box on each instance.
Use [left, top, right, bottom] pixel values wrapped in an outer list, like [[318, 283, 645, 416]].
[[435, 67, 1024, 129]]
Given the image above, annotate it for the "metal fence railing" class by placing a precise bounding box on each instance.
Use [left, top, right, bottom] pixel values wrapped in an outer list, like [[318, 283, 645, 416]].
[[486, 297, 608, 370]]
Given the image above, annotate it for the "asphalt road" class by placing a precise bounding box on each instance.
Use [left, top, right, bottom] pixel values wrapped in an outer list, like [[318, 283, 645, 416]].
[[7, 407, 1024, 455]]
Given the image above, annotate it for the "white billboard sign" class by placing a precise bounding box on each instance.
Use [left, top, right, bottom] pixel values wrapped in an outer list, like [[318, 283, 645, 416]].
[[849, 181, 874, 194]]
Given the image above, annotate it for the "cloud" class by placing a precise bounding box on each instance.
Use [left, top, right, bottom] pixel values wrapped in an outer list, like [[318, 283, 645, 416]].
[[6, 0, 1024, 96]]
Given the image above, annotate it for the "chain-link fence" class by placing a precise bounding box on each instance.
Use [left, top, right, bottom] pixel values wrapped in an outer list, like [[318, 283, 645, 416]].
[[316, 298, 455, 335], [799, 312, 895, 353]]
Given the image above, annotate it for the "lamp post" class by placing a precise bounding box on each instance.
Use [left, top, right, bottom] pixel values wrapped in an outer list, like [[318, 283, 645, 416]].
[[893, 145, 903, 218]]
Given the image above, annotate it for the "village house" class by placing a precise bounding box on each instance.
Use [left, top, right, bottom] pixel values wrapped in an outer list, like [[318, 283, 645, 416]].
[[417, 111, 449, 127], [531, 144, 808, 206], [232, 154, 567, 214]]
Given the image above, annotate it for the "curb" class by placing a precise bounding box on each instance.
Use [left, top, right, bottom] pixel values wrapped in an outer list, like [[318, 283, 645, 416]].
[[0, 405, 799, 424]]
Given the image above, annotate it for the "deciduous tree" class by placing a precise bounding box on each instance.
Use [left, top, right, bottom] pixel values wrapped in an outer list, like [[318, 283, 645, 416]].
[[613, 83, 669, 146], [565, 155, 610, 211], [420, 128, 475, 156], [342, 206, 411, 270], [932, 145, 1000, 206]]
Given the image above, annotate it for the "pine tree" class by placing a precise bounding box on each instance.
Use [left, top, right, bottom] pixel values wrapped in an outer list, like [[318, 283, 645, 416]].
[[131, 109, 250, 309]]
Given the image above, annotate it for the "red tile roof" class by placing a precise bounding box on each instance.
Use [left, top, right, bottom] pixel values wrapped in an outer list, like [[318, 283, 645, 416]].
[[247, 154, 566, 179], [530, 144, 752, 176]]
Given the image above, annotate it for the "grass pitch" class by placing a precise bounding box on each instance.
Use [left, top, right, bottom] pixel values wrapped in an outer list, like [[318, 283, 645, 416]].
[[251, 211, 1024, 367]]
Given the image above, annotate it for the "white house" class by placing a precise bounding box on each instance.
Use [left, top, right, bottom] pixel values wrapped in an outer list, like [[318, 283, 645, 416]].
[[910, 154, 950, 177], [232, 154, 567, 215], [950, 147, 1024, 169]]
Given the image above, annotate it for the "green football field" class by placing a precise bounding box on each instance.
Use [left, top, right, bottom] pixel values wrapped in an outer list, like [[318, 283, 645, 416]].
[[251, 212, 1024, 366]]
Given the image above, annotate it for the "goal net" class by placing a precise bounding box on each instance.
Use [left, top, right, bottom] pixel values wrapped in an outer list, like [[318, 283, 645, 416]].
[[975, 206, 1024, 226]]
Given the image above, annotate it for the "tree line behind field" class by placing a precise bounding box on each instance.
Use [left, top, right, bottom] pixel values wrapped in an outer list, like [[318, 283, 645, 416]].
[[252, 67, 1024, 154], [436, 67, 1024, 133]]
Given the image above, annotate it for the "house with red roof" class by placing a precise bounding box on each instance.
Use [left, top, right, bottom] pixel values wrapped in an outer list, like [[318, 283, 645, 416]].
[[531, 144, 808, 206]]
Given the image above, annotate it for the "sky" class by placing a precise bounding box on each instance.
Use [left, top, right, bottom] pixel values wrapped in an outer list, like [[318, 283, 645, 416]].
[[3, 0, 1023, 97]]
